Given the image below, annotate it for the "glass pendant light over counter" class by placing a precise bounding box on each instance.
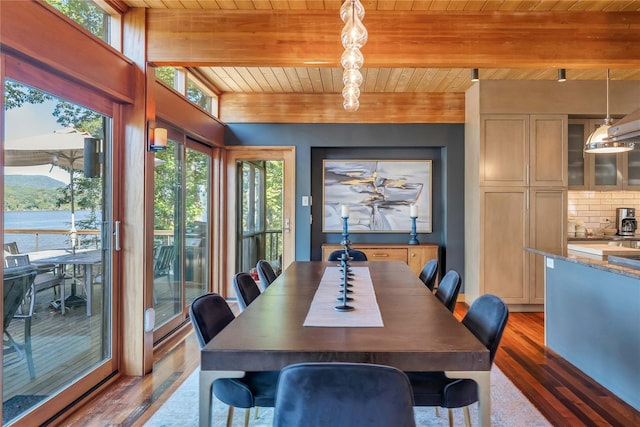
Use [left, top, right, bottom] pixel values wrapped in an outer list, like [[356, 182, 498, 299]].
[[584, 69, 634, 153]]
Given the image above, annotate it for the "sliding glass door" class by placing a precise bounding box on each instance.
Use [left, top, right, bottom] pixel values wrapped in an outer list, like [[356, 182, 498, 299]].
[[2, 78, 115, 424], [152, 130, 211, 338]]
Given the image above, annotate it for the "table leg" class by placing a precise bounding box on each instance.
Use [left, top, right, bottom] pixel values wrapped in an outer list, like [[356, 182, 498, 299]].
[[199, 370, 245, 427], [446, 370, 491, 427]]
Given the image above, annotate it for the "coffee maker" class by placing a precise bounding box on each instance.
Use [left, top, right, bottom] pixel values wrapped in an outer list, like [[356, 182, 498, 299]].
[[616, 208, 637, 236]]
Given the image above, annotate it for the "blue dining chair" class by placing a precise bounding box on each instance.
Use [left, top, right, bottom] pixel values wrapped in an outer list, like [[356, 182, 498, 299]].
[[273, 362, 416, 427], [256, 260, 277, 290], [189, 293, 278, 427], [233, 272, 261, 311], [407, 294, 509, 426], [434, 269, 462, 313], [327, 249, 367, 262], [418, 258, 438, 292]]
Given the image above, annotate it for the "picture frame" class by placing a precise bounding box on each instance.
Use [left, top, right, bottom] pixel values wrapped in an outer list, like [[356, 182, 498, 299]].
[[322, 160, 432, 233]]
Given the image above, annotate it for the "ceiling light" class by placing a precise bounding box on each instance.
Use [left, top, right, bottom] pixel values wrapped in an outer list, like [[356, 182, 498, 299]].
[[471, 68, 479, 82], [584, 69, 634, 153], [558, 68, 566, 82], [341, 0, 366, 112]]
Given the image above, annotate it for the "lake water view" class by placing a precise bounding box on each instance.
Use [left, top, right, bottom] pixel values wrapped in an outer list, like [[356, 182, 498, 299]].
[[4, 210, 96, 253]]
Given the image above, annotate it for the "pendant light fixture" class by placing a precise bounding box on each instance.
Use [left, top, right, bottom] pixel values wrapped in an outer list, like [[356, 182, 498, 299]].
[[584, 69, 634, 153], [340, 0, 367, 112]]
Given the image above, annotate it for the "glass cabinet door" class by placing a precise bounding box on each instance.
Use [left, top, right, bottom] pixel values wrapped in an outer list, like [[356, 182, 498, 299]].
[[588, 119, 623, 190], [568, 120, 589, 189]]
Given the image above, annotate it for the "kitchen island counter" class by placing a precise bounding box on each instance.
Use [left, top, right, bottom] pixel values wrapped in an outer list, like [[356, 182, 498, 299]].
[[527, 248, 640, 412]]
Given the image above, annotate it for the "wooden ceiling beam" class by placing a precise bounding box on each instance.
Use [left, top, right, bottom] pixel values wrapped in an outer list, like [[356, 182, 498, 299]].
[[147, 9, 640, 68]]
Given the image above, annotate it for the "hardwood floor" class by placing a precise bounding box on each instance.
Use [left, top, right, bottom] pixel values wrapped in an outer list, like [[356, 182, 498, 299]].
[[60, 303, 640, 426]]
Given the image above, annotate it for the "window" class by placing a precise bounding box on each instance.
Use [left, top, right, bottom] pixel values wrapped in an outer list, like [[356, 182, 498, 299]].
[[155, 67, 218, 117], [44, 0, 110, 43]]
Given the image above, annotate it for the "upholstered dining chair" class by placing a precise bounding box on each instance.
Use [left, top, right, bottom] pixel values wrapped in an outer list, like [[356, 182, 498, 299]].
[[418, 258, 438, 292], [233, 272, 261, 311], [273, 362, 416, 427], [189, 293, 278, 427], [434, 270, 462, 313], [255, 260, 277, 291], [327, 248, 368, 262], [407, 294, 509, 427]]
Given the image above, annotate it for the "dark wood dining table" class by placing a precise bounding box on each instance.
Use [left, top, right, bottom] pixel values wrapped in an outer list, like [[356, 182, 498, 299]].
[[199, 261, 491, 426]]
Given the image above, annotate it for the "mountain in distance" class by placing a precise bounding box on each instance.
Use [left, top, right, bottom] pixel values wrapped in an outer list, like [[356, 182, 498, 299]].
[[5, 174, 66, 189], [4, 175, 67, 211]]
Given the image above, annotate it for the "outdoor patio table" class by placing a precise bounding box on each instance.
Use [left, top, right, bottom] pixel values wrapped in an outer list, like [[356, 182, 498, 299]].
[[29, 249, 102, 316], [199, 261, 492, 427]]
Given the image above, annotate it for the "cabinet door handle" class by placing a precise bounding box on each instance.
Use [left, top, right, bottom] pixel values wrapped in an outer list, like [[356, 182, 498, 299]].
[[371, 253, 389, 258]]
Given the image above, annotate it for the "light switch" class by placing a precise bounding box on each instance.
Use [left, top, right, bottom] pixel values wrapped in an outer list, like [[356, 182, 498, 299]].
[[546, 258, 554, 269], [302, 196, 310, 206]]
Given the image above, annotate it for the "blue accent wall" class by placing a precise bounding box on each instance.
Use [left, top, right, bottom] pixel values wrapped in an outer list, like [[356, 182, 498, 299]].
[[225, 123, 465, 279]]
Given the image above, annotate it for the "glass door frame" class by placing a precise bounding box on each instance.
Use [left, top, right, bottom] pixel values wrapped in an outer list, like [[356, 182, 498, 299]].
[[1, 53, 120, 425], [223, 147, 296, 299], [151, 126, 215, 343]]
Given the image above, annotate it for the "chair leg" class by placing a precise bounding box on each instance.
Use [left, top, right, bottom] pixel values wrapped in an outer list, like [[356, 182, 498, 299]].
[[436, 407, 440, 416], [448, 408, 454, 427], [244, 408, 250, 427], [463, 406, 472, 427], [24, 317, 35, 380], [255, 406, 259, 419], [226, 406, 234, 427]]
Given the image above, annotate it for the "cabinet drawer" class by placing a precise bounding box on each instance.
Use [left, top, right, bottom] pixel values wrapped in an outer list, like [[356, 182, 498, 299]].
[[363, 248, 407, 262]]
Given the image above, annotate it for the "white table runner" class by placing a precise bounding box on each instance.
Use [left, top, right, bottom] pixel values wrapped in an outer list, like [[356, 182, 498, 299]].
[[303, 266, 384, 327]]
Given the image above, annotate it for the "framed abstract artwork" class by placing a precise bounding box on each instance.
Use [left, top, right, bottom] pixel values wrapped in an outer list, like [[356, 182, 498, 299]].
[[322, 160, 432, 233]]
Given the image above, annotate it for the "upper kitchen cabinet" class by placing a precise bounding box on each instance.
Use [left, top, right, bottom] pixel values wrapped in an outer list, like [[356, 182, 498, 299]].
[[568, 118, 628, 190], [480, 114, 567, 187]]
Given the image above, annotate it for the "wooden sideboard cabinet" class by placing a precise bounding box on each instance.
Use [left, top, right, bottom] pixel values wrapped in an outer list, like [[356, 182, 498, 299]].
[[321, 243, 439, 276]]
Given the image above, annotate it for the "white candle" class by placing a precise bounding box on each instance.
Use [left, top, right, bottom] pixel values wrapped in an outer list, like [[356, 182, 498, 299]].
[[410, 204, 418, 218], [341, 205, 350, 218]]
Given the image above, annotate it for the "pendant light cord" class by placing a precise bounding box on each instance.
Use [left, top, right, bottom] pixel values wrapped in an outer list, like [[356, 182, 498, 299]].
[[606, 68, 611, 124]]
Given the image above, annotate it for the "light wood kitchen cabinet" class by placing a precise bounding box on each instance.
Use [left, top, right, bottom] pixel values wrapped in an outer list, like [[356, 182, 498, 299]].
[[321, 243, 439, 277], [480, 114, 567, 187], [567, 118, 638, 190], [529, 189, 567, 304], [480, 187, 566, 306], [480, 188, 529, 304], [476, 113, 566, 308]]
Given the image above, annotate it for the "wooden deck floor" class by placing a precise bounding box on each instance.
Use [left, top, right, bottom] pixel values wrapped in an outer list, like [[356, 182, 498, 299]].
[[61, 303, 640, 426], [2, 275, 182, 424]]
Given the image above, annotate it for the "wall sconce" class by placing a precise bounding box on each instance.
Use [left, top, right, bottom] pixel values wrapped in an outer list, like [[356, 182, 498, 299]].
[[558, 68, 567, 82], [471, 68, 479, 82], [148, 122, 168, 152]]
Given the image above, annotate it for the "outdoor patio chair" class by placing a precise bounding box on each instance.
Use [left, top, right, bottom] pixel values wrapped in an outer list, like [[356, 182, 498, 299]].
[[3, 264, 38, 380], [153, 245, 175, 302], [4, 250, 64, 311]]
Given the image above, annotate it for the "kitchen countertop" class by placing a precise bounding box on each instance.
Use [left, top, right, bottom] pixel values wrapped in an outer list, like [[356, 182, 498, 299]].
[[568, 234, 640, 242], [525, 247, 640, 280]]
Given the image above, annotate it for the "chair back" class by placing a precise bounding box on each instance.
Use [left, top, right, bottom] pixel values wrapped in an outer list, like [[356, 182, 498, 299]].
[[462, 294, 509, 364], [434, 270, 462, 312], [256, 260, 277, 289], [273, 362, 416, 427], [3, 265, 37, 329], [4, 254, 30, 268], [418, 258, 438, 291], [327, 249, 368, 262], [233, 272, 261, 311], [189, 293, 235, 348], [153, 245, 175, 278], [3, 242, 19, 255]]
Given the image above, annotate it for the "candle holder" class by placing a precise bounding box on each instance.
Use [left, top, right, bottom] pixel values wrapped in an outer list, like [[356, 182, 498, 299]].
[[335, 262, 354, 311], [408, 216, 419, 245], [340, 216, 351, 246]]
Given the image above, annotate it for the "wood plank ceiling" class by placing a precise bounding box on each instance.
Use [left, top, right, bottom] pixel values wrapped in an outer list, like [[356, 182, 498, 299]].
[[120, 0, 640, 97]]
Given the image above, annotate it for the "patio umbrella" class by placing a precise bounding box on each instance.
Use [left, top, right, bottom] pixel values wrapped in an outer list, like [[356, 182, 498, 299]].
[[4, 127, 98, 249]]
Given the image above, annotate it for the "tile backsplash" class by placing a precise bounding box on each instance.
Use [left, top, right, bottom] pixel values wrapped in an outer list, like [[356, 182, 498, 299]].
[[568, 191, 640, 232]]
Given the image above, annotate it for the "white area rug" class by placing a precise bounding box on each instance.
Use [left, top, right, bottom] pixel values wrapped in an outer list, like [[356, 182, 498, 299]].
[[145, 365, 551, 427]]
